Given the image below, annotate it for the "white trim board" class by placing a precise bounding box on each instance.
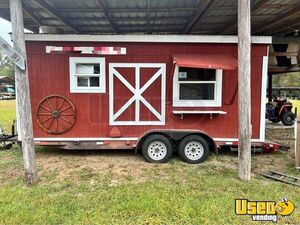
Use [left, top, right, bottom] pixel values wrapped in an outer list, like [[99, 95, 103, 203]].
[[24, 34, 272, 44], [34, 137, 139, 142], [173, 110, 227, 114], [33, 137, 262, 143], [259, 54, 269, 142], [213, 138, 261, 142]]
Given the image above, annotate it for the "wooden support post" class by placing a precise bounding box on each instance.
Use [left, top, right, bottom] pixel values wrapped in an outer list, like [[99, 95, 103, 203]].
[[268, 73, 272, 102], [9, 0, 37, 185], [296, 121, 300, 170], [238, 0, 251, 181]]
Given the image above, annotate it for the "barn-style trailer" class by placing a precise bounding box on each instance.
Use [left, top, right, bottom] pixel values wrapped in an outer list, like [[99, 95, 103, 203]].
[[24, 34, 272, 163]]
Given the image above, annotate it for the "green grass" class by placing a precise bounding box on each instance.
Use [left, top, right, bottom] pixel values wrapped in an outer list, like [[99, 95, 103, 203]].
[[290, 99, 300, 118], [0, 146, 299, 225], [0, 100, 300, 224], [0, 100, 16, 133]]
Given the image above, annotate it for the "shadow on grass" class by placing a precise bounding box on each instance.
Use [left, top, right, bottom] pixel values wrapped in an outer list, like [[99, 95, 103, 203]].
[[34, 145, 284, 161], [36, 146, 137, 157]]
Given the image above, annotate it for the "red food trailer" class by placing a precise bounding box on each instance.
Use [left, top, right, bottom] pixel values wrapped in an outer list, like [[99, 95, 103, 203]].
[[24, 34, 272, 163]]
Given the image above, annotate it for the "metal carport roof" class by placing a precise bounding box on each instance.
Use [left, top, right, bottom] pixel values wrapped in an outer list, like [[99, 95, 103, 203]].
[[0, 0, 299, 36]]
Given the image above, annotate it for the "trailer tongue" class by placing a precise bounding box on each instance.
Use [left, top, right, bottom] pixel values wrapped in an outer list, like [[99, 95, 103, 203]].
[[0, 122, 18, 150], [218, 139, 286, 154], [0, 134, 17, 150]]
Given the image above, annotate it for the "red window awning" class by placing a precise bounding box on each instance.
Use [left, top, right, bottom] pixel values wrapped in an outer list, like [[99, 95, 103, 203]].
[[173, 54, 237, 70]]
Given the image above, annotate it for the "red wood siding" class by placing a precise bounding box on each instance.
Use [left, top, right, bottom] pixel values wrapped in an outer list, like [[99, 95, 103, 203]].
[[26, 41, 268, 140]]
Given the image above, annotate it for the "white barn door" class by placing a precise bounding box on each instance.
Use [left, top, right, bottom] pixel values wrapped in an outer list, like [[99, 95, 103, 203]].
[[109, 63, 166, 125]]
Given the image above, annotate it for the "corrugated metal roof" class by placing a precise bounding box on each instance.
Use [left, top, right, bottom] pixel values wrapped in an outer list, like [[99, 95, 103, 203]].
[[0, 0, 299, 36]]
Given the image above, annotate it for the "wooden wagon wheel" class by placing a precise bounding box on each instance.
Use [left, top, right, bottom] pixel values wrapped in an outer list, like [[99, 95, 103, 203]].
[[36, 95, 76, 135]]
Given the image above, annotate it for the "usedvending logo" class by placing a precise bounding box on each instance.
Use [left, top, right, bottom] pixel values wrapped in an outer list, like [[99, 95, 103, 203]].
[[235, 198, 295, 222]]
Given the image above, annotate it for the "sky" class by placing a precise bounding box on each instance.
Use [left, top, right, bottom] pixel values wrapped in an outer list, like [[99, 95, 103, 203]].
[[0, 17, 32, 46], [0, 18, 13, 45]]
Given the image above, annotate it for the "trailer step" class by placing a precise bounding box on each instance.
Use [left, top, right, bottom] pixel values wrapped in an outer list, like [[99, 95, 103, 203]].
[[261, 171, 300, 187]]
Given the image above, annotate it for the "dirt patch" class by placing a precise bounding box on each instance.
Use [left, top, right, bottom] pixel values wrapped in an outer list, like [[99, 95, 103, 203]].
[[36, 124, 297, 185], [3, 123, 295, 186], [0, 155, 13, 162], [0, 166, 23, 184], [252, 126, 296, 175], [36, 149, 173, 185], [0, 153, 23, 185]]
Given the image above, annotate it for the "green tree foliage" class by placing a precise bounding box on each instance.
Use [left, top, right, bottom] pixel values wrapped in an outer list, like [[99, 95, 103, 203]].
[[0, 52, 14, 78], [273, 72, 300, 87]]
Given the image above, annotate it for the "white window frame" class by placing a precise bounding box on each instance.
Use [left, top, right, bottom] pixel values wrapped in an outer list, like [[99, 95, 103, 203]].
[[69, 57, 106, 93], [173, 65, 223, 107]]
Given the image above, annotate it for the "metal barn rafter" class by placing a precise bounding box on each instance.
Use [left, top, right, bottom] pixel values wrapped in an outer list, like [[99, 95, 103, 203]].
[[0, 0, 299, 36]]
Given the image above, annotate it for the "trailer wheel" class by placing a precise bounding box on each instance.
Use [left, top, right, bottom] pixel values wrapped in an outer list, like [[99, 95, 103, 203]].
[[281, 111, 295, 126], [141, 134, 173, 163], [270, 118, 280, 123], [178, 135, 209, 164]]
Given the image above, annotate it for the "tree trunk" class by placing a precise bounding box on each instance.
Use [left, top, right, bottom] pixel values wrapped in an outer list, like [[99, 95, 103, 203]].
[[238, 0, 252, 181], [9, 0, 37, 185]]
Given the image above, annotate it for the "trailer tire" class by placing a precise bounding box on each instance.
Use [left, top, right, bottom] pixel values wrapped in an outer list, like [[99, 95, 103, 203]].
[[141, 134, 173, 163], [281, 111, 295, 126], [178, 135, 209, 164], [270, 118, 280, 123]]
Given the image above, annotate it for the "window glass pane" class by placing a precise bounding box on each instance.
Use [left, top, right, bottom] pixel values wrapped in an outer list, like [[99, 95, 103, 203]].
[[77, 77, 89, 87], [179, 83, 215, 100], [76, 63, 100, 74], [179, 67, 216, 81], [93, 64, 100, 74], [7, 87, 15, 93], [90, 77, 100, 87]]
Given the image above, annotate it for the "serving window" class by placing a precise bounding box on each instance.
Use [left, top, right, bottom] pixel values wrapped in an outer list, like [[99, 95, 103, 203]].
[[173, 66, 222, 107], [69, 57, 106, 93]]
